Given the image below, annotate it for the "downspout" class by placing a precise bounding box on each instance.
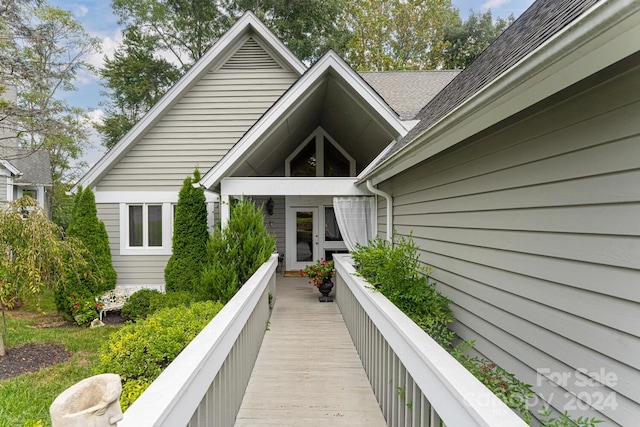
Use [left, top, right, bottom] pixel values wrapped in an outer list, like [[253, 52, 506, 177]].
[[366, 180, 392, 243]]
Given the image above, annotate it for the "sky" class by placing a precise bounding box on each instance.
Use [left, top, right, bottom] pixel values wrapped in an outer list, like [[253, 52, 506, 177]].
[[48, 0, 535, 168]]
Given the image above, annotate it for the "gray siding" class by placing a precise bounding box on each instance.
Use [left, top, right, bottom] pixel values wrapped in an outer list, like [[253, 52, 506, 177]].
[[378, 63, 640, 425], [98, 204, 168, 287], [0, 175, 6, 203], [96, 37, 298, 192], [253, 196, 286, 256]]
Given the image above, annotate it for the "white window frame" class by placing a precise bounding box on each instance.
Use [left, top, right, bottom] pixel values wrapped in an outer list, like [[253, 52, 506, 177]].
[[285, 127, 356, 177], [119, 202, 173, 255]]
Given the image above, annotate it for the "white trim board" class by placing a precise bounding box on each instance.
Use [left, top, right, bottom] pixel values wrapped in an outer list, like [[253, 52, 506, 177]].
[[220, 177, 372, 196], [95, 191, 218, 204]]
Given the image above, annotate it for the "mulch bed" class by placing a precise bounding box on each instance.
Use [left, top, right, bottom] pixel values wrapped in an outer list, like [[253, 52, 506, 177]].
[[0, 342, 71, 380], [0, 312, 127, 381]]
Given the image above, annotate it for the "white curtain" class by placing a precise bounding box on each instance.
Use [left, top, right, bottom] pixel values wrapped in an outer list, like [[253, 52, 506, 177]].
[[333, 197, 376, 251]]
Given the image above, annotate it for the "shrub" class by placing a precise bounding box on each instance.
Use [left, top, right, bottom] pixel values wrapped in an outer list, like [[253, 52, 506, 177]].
[[120, 379, 151, 412], [57, 187, 116, 317], [120, 289, 161, 321], [121, 289, 196, 321], [200, 198, 275, 303], [352, 234, 454, 347], [96, 300, 223, 386], [164, 169, 209, 293]]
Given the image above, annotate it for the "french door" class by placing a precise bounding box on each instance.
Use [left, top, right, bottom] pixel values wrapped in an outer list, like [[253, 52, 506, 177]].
[[287, 207, 319, 271]]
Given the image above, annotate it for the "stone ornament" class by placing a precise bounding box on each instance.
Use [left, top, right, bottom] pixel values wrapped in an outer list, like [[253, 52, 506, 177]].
[[50, 373, 123, 427]]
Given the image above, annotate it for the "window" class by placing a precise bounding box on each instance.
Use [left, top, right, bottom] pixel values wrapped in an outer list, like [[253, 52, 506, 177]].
[[286, 128, 355, 177], [120, 202, 172, 254], [128, 204, 163, 247]]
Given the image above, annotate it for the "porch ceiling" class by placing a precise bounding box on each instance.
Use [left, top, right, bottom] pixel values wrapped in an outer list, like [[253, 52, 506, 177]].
[[232, 71, 400, 178]]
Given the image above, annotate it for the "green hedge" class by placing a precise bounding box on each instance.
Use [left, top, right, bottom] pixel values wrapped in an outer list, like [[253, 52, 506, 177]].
[[96, 300, 223, 408]]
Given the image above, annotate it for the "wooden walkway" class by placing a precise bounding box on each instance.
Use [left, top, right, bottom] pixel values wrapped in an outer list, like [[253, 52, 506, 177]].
[[234, 276, 387, 426]]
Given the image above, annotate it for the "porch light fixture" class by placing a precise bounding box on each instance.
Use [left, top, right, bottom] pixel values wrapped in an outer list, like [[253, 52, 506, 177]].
[[266, 197, 274, 216]]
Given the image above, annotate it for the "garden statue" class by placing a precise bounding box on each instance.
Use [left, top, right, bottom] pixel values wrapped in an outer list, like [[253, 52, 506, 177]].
[[50, 373, 123, 427]]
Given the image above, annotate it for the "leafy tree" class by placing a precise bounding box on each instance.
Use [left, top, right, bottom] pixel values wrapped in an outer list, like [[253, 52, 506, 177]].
[[0, 0, 100, 221], [342, 0, 459, 71], [226, 0, 349, 62], [165, 169, 209, 293], [0, 197, 92, 356], [442, 10, 514, 69], [201, 198, 275, 303], [59, 187, 116, 317]]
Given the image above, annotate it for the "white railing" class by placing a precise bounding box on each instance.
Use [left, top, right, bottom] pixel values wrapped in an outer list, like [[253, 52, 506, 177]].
[[119, 254, 278, 427], [333, 255, 528, 427]]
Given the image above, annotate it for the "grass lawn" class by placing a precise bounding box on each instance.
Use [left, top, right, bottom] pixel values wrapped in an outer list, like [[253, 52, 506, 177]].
[[0, 293, 121, 427]]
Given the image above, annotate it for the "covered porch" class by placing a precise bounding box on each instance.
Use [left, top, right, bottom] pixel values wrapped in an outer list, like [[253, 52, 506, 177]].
[[219, 177, 376, 272]]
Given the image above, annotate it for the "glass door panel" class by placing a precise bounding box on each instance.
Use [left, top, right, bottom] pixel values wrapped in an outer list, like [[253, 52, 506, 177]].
[[296, 211, 314, 262]]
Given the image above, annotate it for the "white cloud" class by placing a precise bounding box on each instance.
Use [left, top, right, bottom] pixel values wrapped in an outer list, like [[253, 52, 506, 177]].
[[76, 29, 123, 85], [85, 108, 104, 126], [482, 0, 510, 9], [74, 5, 89, 17]]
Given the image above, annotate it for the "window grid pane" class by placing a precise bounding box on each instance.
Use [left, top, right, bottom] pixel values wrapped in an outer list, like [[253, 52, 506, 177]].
[[129, 205, 143, 247], [148, 205, 163, 247]]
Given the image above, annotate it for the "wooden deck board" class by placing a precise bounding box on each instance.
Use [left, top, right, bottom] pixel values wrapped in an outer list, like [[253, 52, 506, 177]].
[[234, 277, 387, 426]]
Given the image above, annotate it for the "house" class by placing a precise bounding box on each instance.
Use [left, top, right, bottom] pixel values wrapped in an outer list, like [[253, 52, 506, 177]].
[[0, 84, 53, 213], [75, 0, 639, 424]]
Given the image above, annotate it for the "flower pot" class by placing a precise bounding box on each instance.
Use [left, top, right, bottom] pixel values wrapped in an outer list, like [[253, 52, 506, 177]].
[[318, 277, 333, 302]]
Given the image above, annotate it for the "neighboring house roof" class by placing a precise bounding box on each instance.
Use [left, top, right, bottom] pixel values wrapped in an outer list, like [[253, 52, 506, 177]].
[[199, 50, 410, 190], [73, 11, 307, 192], [0, 158, 21, 176], [359, 0, 640, 184], [359, 71, 460, 120], [0, 146, 52, 185]]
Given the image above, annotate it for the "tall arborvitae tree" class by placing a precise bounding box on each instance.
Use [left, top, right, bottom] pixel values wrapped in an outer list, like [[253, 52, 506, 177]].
[[58, 187, 116, 314], [165, 169, 209, 293]]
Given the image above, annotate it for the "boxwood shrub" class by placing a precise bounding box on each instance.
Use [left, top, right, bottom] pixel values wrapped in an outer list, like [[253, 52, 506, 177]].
[[96, 300, 223, 407]]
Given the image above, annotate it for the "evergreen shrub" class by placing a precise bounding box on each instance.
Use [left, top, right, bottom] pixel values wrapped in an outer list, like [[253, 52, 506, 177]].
[[200, 198, 275, 303], [57, 187, 116, 318], [165, 169, 209, 293]]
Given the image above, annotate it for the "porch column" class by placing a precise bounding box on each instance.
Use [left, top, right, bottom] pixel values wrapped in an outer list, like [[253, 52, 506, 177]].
[[220, 194, 230, 229]]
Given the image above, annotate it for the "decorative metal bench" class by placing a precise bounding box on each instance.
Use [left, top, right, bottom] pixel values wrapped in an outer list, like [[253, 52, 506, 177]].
[[99, 288, 139, 321]]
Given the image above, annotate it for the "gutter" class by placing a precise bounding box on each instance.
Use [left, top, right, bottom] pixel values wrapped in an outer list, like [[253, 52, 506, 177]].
[[366, 180, 392, 243]]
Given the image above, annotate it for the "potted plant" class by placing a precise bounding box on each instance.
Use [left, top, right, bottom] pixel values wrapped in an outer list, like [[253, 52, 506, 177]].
[[301, 259, 334, 302]]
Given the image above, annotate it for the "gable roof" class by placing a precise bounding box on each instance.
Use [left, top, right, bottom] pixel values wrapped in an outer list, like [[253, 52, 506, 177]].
[[359, 71, 460, 120], [359, 0, 640, 184], [199, 50, 410, 190], [74, 11, 306, 192]]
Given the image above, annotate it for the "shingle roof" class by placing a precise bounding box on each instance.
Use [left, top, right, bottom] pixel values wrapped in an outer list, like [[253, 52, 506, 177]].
[[382, 0, 601, 159], [0, 146, 52, 185], [359, 71, 460, 120]]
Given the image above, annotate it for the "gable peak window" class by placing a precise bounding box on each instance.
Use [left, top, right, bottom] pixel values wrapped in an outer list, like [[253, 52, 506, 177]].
[[286, 128, 355, 177]]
